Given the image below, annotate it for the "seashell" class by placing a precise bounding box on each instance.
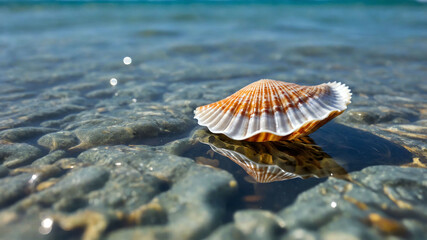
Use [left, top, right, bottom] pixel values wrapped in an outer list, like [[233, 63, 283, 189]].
[[194, 128, 348, 183], [194, 79, 351, 142]]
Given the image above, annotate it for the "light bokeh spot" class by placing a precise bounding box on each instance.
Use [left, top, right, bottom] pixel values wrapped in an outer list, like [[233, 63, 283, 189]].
[[110, 78, 118, 86], [123, 56, 132, 65]]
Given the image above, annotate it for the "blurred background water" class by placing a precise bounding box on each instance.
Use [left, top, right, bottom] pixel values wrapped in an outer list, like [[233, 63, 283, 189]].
[[0, 1, 426, 240]]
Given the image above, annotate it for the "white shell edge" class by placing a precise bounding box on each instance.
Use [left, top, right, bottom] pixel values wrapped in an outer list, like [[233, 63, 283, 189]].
[[194, 81, 352, 140]]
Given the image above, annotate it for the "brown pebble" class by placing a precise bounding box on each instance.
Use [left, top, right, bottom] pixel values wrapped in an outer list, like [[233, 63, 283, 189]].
[[367, 213, 408, 237], [37, 180, 58, 191], [195, 156, 219, 168]]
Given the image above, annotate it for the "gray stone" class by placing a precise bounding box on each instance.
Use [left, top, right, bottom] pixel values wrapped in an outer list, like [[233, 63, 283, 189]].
[[72, 125, 140, 149], [7, 166, 110, 214], [0, 127, 57, 142], [0, 143, 43, 168], [44, 166, 110, 197], [155, 164, 237, 239], [0, 173, 33, 208], [37, 131, 79, 151], [31, 150, 67, 166], [0, 166, 8, 178], [233, 210, 285, 240], [342, 106, 419, 125], [22, 104, 87, 123], [205, 224, 246, 240]]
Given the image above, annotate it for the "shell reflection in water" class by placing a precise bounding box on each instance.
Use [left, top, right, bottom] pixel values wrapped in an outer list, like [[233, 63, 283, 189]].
[[194, 128, 348, 183]]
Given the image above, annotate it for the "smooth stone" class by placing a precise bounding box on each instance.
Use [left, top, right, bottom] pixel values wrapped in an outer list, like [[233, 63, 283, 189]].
[[0, 173, 33, 207], [0, 143, 43, 168], [233, 210, 285, 240], [6, 166, 110, 214], [31, 150, 67, 166], [204, 224, 245, 240], [21, 104, 86, 123], [351, 166, 427, 215], [342, 106, 419, 125], [45, 166, 110, 196], [73, 126, 135, 149], [37, 131, 79, 151], [0, 166, 9, 178], [161, 137, 194, 156], [156, 164, 237, 239], [77, 145, 194, 183], [0, 127, 57, 142]]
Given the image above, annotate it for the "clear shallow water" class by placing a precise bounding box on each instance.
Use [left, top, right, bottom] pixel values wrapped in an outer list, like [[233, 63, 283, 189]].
[[186, 122, 412, 212], [1, 2, 427, 240]]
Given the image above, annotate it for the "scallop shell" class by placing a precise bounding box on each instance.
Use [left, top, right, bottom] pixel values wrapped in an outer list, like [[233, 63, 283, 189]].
[[194, 79, 351, 142]]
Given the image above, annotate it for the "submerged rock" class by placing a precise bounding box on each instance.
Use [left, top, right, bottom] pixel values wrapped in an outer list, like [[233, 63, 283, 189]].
[[0, 143, 43, 168], [0, 127, 57, 142], [0, 166, 9, 178], [37, 131, 79, 151], [0, 173, 33, 208], [205, 166, 427, 240], [0, 145, 237, 240]]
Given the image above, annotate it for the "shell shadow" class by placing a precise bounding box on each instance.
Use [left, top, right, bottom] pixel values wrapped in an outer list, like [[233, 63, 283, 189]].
[[193, 128, 349, 183]]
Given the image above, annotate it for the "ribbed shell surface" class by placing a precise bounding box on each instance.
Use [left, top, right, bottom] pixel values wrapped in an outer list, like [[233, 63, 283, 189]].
[[209, 144, 298, 183], [194, 79, 351, 142]]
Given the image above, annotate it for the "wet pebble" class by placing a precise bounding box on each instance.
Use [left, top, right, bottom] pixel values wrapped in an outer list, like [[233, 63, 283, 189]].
[[73, 126, 135, 149], [0, 143, 43, 168], [31, 150, 67, 166], [342, 106, 418, 125], [48, 166, 110, 195], [37, 131, 79, 151], [233, 210, 285, 240], [0, 127, 57, 142], [0, 173, 33, 208], [22, 104, 86, 123], [0, 166, 8, 178]]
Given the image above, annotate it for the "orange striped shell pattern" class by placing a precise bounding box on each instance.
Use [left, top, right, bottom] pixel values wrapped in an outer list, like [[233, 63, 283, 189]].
[[194, 79, 351, 142], [209, 143, 298, 183]]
